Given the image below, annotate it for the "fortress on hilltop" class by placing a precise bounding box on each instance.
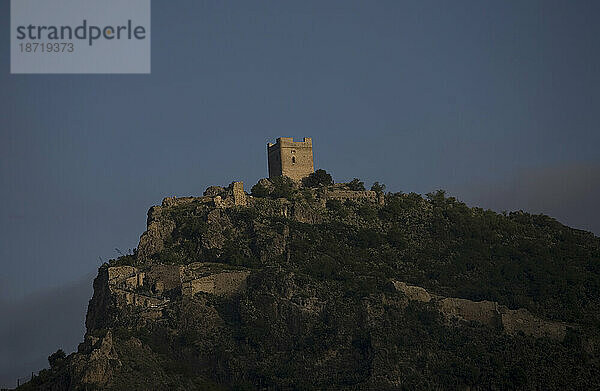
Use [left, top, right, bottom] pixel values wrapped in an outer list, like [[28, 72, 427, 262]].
[[267, 137, 314, 181], [153, 137, 385, 215]]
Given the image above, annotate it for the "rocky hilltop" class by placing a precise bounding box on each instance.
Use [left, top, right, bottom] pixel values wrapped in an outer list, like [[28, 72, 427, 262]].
[[19, 177, 600, 390]]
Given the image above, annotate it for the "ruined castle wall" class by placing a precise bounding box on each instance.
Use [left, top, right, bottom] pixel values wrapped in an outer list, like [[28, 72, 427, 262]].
[[213, 271, 250, 295], [501, 308, 567, 339], [232, 181, 247, 206], [325, 190, 379, 203], [439, 297, 501, 328], [162, 196, 212, 207], [392, 281, 431, 302], [107, 266, 137, 285], [392, 280, 567, 340], [145, 264, 182, 293], [181, 270, 250, 297]]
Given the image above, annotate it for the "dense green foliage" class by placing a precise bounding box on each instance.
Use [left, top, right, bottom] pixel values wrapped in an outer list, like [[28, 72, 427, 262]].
[[347, 178, 365, 191], [36, 181, 599, 390], [251, 176, 296, 200], [302, 169, 334, 188], [48, 349, 66, 368], [370, 181, 385, 193], [152, 186, 600, 326]]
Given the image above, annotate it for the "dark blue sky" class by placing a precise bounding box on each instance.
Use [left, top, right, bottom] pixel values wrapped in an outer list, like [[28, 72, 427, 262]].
[[1, 1, 599, 386]]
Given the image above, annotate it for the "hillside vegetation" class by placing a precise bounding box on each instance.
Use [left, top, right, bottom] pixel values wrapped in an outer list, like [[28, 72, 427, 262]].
[[21, 175, 600, 390]]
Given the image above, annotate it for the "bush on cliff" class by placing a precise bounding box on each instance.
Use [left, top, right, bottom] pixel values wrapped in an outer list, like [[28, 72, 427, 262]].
[[347, 178, 365, 191], [21, 182, 600, 390], [251, 176, 296, 200], [303, 169, 333, 188]]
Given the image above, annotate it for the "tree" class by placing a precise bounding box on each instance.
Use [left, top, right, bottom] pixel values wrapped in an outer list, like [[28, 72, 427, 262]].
[[303, 169, 333, 188], [271, 176, 296, 200], [348, 178, 365, 191], [48, 349, 66, 368], [251, 182, 271, 197], [371, 182, 386, 194]]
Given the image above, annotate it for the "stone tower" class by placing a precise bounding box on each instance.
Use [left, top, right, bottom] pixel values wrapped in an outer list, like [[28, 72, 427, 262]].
[[267, 137, 314, 181]]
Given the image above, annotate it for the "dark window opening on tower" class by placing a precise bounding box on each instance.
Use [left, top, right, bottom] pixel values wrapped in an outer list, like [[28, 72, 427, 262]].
[[292, 156, 296, 164]]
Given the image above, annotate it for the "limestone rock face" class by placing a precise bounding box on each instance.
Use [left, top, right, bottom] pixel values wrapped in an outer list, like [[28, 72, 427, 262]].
[[203, 209, 228, 250], [137, 182, 251, 261], [70, 331, 119, 387], [137, 205, 175, 261]]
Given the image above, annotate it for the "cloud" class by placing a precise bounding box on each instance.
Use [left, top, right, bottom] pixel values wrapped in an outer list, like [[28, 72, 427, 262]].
[[0, 273, 94, 388], [448, 162, 600, 235]]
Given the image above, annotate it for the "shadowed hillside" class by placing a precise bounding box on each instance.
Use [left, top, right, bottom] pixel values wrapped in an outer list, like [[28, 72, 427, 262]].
[[18, 175, 600, 390]]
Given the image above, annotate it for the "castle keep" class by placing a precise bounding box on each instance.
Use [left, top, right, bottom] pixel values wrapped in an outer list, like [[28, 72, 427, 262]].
[[267, 137, 314, 181]]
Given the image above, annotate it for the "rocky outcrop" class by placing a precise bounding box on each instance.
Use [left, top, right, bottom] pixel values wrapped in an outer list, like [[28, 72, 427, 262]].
[[136, 205, 176, 261], [137, 182, 249, 260], [137, 183, 387, 264], [70, 331, 119, 387]]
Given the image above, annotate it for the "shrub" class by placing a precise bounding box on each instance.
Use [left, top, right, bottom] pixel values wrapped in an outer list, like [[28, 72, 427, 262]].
[[348, 178, 365, 191], [251, 182, 271, 198], [48, 349, 66, 368], [271, 176, 296, 200], [326, 199, 343, 212], [303, 169, 333, 188], [371, 182, 386, 194]]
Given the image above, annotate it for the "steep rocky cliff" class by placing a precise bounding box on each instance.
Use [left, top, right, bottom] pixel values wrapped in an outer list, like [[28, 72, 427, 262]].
[[20, 180, 600, 390]]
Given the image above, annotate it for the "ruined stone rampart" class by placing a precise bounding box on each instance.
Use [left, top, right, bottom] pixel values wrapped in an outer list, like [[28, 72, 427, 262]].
[[323, 189, 384, 205], [501, 308, 567, 339], [391, 281, 432, 302], [103, 263, 250, 314], [144, 264, 182, 293], [181, 270, 250, 297], [439, 297, 502, 328], [391, 280, 567, 341]]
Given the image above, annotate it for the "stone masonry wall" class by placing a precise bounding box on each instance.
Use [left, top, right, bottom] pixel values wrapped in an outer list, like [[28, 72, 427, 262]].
[[391, 280, 568, 340], [267, 137, 314, 181]]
